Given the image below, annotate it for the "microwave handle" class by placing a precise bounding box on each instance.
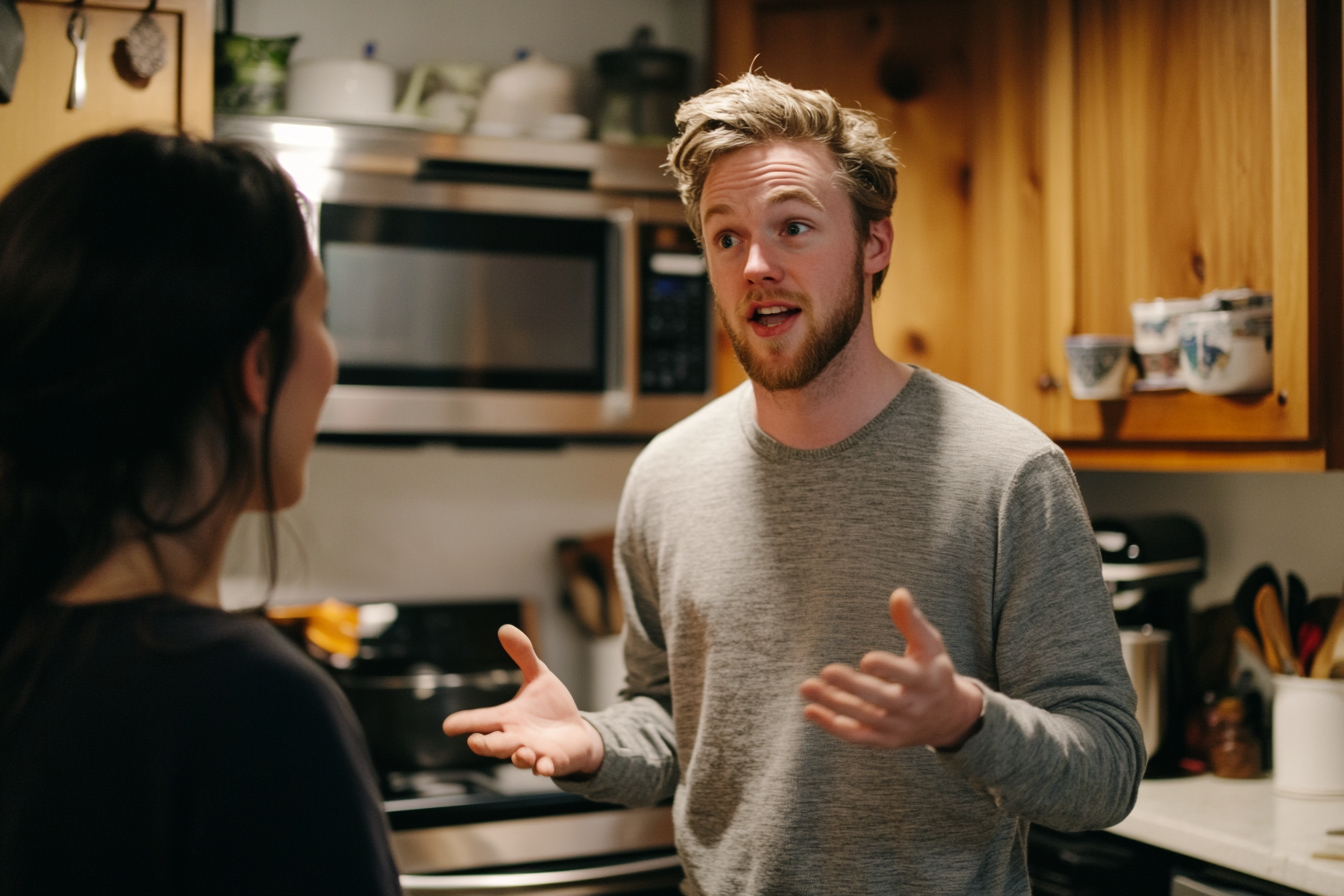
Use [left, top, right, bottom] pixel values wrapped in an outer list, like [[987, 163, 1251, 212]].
[[603, 208, 638, 423]]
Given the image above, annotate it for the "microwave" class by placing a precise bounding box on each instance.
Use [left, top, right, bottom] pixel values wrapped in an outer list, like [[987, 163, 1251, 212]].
[[215, 115, 714, 441]]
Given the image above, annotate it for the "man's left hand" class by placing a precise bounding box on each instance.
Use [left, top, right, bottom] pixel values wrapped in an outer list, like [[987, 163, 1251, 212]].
[[799, 587, 985, 750]]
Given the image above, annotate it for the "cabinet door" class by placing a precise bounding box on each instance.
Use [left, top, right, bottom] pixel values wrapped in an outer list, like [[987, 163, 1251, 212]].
[[0, 0, 214, 196], [1044, 0, 1319, 461], [715, 0, 1335, 471]]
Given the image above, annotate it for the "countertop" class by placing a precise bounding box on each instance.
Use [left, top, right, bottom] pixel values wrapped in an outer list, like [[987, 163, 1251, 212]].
[[1108, 776, 1344, 895]]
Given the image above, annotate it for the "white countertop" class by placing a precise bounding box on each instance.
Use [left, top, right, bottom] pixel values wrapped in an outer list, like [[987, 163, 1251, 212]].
[[1108, 776, 1344, 895]]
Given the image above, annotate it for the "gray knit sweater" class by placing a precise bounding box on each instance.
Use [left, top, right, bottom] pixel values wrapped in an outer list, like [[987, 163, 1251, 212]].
[[557, 369, 1145, 895]]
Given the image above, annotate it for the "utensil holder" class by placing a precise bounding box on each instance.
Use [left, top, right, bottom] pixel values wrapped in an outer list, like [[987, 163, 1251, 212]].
[[1272, 674, 1344, 797]]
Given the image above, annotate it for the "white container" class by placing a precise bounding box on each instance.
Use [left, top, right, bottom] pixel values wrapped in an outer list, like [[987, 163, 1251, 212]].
[[473, 52, 576, 139], [1177, 305, 1273, 395], [286, 57, 397, 122], [1064, 334, 1132, 400], [1130, 296, 1219, 388], [1272, 675, 1344, 798]]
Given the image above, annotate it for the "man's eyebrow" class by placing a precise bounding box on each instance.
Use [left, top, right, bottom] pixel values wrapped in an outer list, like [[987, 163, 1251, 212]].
[[766, 186, 823, 210], [702, 187, 824, 225], [702, 202, 733, 222]]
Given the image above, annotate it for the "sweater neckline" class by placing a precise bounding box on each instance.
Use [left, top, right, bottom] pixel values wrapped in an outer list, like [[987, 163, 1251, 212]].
[[736, 366, 928, 463]]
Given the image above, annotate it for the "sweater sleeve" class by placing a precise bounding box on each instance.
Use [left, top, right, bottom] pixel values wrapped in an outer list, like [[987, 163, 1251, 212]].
[[935, 448, 1147, 831], [554, 463, 680, 807]]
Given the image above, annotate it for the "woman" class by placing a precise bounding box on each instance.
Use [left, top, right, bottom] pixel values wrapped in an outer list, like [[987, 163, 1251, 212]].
[[0, 131, 400, 895]]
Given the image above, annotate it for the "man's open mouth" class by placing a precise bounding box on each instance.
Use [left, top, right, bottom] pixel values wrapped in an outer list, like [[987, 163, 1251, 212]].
[[749, 305, 801, 328]]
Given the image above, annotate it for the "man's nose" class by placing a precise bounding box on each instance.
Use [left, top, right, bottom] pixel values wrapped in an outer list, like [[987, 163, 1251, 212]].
[[743, 240, 783, 285]]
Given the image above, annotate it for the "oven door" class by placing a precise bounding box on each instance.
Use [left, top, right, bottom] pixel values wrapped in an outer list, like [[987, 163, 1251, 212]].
[[399, 849, 682, 895], [392, 799, 681, 896]]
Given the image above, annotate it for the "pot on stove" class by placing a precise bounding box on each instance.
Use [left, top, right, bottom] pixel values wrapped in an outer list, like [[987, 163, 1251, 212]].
[[331, 600, 527, 773], [337, 664, 521, 771]]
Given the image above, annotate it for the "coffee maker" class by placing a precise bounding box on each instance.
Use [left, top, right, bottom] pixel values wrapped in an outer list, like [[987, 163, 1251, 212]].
[[1092, 514, 1206, 778]]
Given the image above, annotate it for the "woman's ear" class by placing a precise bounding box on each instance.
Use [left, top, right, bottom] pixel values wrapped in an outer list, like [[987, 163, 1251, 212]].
[[240, 329, 273, 415]]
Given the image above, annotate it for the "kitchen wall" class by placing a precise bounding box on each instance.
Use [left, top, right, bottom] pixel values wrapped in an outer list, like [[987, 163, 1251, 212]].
[[1076, 471, 1344, 612]]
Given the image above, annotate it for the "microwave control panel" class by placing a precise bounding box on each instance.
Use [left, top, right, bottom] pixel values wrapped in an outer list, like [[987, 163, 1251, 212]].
[[639, 224, 711, 395]]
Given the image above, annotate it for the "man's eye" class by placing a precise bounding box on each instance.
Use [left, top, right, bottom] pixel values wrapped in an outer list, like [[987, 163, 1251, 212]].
[[784, 222, 810, 237], [717, 233, 738, 249]]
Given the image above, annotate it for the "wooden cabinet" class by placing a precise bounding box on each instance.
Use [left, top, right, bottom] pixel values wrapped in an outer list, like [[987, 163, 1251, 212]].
[[712, 0, 1342, 471], [0, 0, 214, 196]]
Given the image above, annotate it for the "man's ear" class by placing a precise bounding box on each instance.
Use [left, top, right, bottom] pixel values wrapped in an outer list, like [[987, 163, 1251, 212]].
[[863, 216, 894, 276], [240, 329, 273, 415]]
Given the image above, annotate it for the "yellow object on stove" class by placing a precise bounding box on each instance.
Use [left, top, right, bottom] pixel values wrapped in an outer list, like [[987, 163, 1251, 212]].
[[266, 599, 360, 661]]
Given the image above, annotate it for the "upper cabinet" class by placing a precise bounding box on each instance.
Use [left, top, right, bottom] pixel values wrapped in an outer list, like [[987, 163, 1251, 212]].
[[712, 0, 1342, 471], [0, 0, 214, 196]]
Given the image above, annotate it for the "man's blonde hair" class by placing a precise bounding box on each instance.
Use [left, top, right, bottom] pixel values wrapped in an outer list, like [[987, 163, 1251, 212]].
[[666, 72, 898, 292]]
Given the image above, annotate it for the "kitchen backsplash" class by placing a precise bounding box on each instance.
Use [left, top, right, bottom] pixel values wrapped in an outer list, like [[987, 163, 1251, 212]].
[[223, 442, 643, 710]]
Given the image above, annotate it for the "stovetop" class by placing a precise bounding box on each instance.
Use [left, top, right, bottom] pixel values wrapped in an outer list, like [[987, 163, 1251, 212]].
[[381, 764, 624, 832]]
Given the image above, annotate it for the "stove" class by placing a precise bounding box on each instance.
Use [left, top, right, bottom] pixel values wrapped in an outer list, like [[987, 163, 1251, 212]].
[[384, 764, 680, 895]]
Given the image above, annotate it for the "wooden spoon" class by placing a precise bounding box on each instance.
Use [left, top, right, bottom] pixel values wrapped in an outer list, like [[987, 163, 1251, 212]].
[[1256, 582, 1302, 675]]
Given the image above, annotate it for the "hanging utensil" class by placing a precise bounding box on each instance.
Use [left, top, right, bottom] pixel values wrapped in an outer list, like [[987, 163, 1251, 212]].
[[0, 0, 24, 104], [124, 0, 165, 81], [65, 7, 87, 110]]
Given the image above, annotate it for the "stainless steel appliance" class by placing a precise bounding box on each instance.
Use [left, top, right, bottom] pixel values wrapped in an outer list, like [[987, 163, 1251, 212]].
[[327, 599, 680, 894], [215, 115, 714, 441], [387, 770, 680, 895], [1093, 514, 1206, 779]]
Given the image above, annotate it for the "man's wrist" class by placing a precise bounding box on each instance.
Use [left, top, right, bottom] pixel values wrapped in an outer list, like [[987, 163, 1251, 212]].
[[928, 678, 988, 754]]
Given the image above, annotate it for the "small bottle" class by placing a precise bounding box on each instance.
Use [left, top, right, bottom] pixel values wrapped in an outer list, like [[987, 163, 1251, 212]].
[[1207, 695, 1263, 779]]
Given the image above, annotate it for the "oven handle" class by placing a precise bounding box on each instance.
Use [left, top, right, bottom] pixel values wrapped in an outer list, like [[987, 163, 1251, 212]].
[[399, 852, 681, 892]]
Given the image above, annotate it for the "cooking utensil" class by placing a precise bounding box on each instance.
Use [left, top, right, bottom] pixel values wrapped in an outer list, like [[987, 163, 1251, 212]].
[[1232, 564, 1279, 647], [1286, 572, 1308, 651], [0, 0, 23, 104], [1233, 626, 1266, 667], [558, 532, 624, 637], [1310, 598, 1344, 679], [1254, 582, 1301, 675], [66, 8, 86, 110]]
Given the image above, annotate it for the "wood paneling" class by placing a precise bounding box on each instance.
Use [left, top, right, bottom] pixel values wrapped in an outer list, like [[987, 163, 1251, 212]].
[[0, 0, 213, 195]]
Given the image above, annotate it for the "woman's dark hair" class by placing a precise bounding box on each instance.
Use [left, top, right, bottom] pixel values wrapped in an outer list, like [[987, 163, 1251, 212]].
[[0, 130, 311, 648]]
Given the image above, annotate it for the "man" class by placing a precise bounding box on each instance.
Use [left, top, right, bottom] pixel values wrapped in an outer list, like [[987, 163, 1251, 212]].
[[445, 73, 1145, 895]]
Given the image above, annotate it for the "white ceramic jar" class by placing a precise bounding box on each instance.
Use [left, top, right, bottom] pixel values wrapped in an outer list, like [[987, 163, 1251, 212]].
[[472, 52, 576, 138], [286, 57, 397, 122]]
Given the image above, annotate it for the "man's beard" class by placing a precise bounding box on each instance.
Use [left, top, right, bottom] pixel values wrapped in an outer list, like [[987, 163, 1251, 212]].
[[718, 251, 866, 393]]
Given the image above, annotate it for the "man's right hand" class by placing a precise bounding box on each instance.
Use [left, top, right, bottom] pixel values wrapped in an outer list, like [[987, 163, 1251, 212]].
[[442, 624, 605, 778]]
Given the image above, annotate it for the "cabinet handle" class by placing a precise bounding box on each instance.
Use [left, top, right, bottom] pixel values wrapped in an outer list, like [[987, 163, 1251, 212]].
[[1037, 373, 1059, 392]]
